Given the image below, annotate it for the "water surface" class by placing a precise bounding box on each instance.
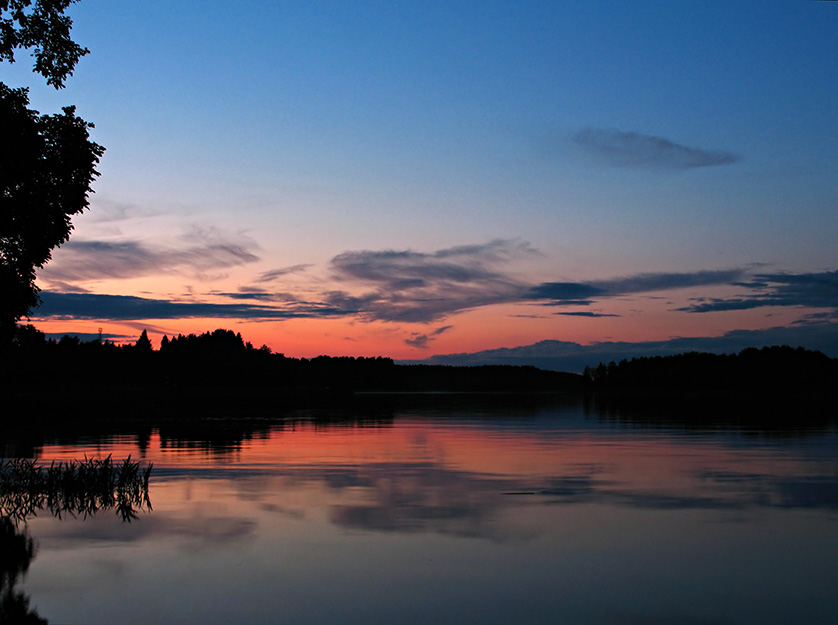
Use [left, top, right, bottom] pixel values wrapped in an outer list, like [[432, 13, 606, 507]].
[[6, 399, 838, 624]]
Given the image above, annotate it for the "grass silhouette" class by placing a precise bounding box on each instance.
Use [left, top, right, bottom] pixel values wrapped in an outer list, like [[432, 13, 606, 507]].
[[0, 455, 152, 523]]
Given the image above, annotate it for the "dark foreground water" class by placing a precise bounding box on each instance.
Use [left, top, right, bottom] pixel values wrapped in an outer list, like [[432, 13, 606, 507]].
[[4, 397, 837, 624]]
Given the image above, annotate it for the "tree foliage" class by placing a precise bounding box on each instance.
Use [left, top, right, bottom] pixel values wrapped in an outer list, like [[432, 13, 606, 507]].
[[0, 0, 102, 343], [1, 84, 102, 338], [1, 0, 89, 87]]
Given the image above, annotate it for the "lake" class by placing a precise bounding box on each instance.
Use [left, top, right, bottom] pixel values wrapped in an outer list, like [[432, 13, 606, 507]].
[[4, 396, 837, 624]]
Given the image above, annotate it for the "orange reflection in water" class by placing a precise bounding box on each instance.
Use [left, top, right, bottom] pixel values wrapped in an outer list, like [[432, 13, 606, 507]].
[[34, 418, 829, 516], [19, 413, 838, 625]]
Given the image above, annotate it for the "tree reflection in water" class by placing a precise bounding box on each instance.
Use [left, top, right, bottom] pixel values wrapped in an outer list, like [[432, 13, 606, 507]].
[[0, 457, 153, 624], [0, 518, 44, 624]]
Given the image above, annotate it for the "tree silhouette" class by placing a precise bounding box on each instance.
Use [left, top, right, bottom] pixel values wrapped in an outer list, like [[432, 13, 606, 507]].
[[1, 1, 103, 345], [134, 329, 152, 352]]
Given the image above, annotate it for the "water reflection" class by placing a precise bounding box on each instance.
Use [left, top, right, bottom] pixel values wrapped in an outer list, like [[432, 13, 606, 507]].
[[7, 403, 838, 624], [0, 518, 45, 624], [0, 457, 152, 523], [0, 457, 153, 625]]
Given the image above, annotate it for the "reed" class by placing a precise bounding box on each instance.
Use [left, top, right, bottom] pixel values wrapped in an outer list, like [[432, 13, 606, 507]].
[[0, 455, 152, 523]]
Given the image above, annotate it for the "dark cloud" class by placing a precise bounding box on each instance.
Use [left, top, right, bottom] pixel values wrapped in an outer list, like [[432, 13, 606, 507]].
[[218, 291, 301, 303], [554, 311, 620, 318], [34, 292, 349, 321], [572, 128, 740, 169], [794, 311, 838, 325], [40, 232, 260, 283], [592, 269, 744, 294], [679, 271, 838, 313], [220, 292, 278, 301], [526, 282, 603, 303], [530, 270, 743, 306]]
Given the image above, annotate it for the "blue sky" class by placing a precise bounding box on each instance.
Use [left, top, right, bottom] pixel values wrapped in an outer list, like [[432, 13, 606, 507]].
[[7, 0, 838, 360]]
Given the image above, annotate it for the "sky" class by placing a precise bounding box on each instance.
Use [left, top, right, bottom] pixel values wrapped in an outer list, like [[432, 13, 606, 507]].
[[7, 0, 838, 363]]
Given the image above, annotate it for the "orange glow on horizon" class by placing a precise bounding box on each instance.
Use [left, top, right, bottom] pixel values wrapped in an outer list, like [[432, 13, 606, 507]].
[[28, 285, 819, 361]]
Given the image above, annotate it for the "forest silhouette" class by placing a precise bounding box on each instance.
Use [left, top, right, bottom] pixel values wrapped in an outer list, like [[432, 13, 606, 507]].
[[3, 325, 836, 405], [582, 345, 838, 395], [1, 325, 581, 397]]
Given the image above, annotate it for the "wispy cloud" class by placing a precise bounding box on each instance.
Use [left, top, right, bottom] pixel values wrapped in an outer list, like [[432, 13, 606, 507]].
[[680, 271, 838, 313], [86, 199, 164, 223], [255, 264, 312, 283], [324, 240, 537, 322], [530, 270, 744, 306], [322, 242, 745, 322], [41, 230, 260, 283], [34, 235, 838, 332], [330, 239, 537, 287], [572, 128, 740, 170], [218, 290, 300, 303], [35, 240, 755, 325], [405, 325, 454, 349], [593, 269, 745, 294]]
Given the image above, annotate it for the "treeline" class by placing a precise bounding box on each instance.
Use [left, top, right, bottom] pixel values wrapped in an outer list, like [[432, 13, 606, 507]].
[[583, 346, 838, 396], [1, 326, 579, 394]]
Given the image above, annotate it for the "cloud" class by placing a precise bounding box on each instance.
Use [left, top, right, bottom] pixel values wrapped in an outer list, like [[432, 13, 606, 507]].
[[572, 128, 740, 169], [40, 231, 260, 283], [554, 311, 620, 318], [35, 233, 836, 333], [235, 286, 267, 294], [405, 335, 431, 349], [255, 264, 312, 283], [324, 240, 537, 322], [86, 199, 164, 223], [592, 269, 745, 294], [330, 239, 536, 288], [34, 292, 349, 321], [526, 282, 603, 304], [36, 237, 753, 326], [324, 252, 740, 323], [794, 311, 838, 325], [405, 325, 454, 349], [218, 290, 301, 303], [530, 270, 743, 306], [679, 271, 838, 313]]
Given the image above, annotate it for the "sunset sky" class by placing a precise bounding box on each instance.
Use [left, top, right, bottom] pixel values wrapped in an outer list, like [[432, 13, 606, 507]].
[[9, 0, 838, 361]]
